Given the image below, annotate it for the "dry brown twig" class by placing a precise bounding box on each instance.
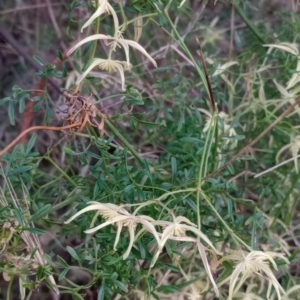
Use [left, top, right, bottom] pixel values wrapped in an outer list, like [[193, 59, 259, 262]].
[[0, 91, 106, 157]]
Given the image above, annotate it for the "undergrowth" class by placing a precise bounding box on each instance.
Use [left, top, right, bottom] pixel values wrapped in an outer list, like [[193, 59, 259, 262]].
[[0, 0, 300, 299]]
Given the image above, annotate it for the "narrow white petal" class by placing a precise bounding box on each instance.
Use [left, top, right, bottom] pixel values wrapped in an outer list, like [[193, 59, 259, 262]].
[[114, 222, 122, 250], [287, 59, 300, 89], [76, 58, 105, 85], [65, 203, 107, 224], [263, 43, 299, 56], [150, 250, 161, 268], [107, 2, 119, 38], [175, 216, 197, 227], [159, 225, 175, 250], [85, 219, 116, 233], [178, 0, 187, 8], [228, 263, 245, 300], [114, 62, 126, 91], [85, 215, 129, 233], [114, 39, 130, 66], [184, 225, 220, 254], [273, 80, 292, 99], [196, 240, 219, 297], [123, 39, 157, 67], [123, 225, 135, 259], [81, 0, 108, 32], [67, 34, 114, 56], [139, 219, 160, 244]]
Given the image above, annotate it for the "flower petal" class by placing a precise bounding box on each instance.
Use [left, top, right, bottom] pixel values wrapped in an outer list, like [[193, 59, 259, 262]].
[[85, 215, 130, 234], [76, 58, 106, 85], [114, 221, 122, 250], [81, 0, 108, 32], [67, 34, 114, 56], [196, 240, 219, 297], [123, 224, 135, 259], [120, 39, 157, 67], [263, 42, 299, 56], [65, 203, 109, 224]]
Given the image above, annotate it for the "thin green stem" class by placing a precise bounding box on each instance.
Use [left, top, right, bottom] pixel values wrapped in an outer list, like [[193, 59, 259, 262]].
[[196, 113, 216, 230], [95, 93, 125, 103], [202, 191, 252, 251], [45, 155, 77, 187], [118, 1, 127, 32], [229, 0, 265, 44], [121, 13, 157, 27], [6, 276, 14, 300], [129, 188, 197, 215], [26, 289, 33, 300], [104, 118, 144, 165]]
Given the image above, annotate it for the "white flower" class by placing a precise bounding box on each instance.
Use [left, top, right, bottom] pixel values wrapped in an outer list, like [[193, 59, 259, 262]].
[[67, 34, 157, 69], [76, 58, 131, 90], [218, 249, 289, 300], [151, 216, 220, 296], [152, 216, 219, 253], [65, 202, 160, 259]]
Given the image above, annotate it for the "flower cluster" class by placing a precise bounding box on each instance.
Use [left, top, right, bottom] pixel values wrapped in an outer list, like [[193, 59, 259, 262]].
[[65, 201, 220, 296], [68, 0, 157, 90], [65, 201, 291, 299], [218, 249, 289, 300]]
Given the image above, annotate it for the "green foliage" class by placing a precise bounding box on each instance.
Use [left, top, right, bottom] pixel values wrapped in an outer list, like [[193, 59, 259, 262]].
[[1, 0, 300, 299]]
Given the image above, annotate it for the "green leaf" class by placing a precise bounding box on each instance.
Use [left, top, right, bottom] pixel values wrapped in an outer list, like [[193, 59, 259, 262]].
[[138, 240, 146, 260], [180, 137, 203, 144], [12, 85, 22, 97], [45, 103, 54, 122], [44, 254, 57, 268], [33, 55, 45, 66], [171, 157, 177, 181], [63, 147, 77, 155], [26, 133, 37, 155], [66, 246, 80, 261], [8, 166, 33, 175], [58, 268, 69, 281], [156, 285, 179, 293], [14, 208, 24, 226], [57, 50, 63, 61], [131, 117, 160, 127], [151, 66, 172, 73], [0, 97, 11, 105], [82, 41, 93, 56], [62, 63, 68, 77], [30, 204, 52, 221], [8, 102, 15, 125], [30, 96, 43, 102], [33, 101, 43, 112], [113, 280, 128, 293], [24, 227, 46, 235], [57, 255, 69, 267], [97, 281, 105, 300], [19, 94, 27, 113], [86, 76, 102, 82]]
